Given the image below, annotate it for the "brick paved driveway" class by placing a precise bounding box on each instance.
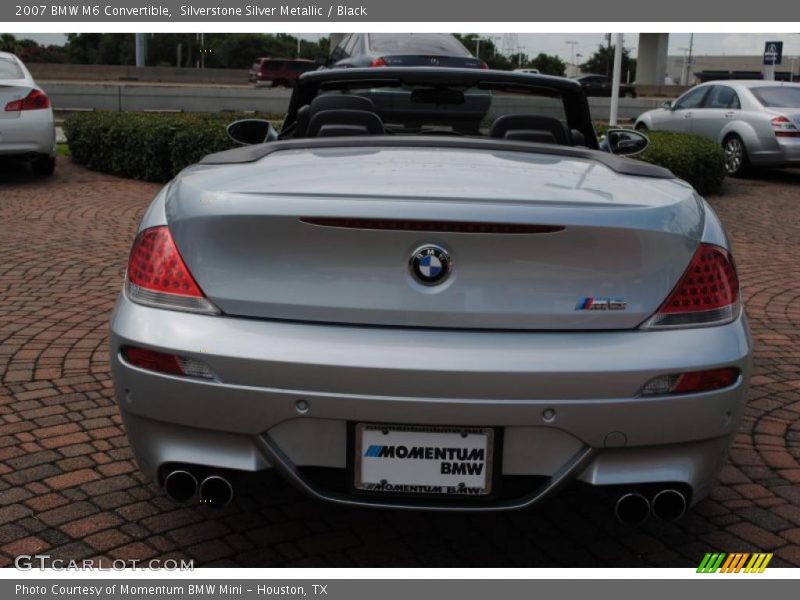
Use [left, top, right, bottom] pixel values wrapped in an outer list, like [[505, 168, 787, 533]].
[[1, 159, 800, 568]]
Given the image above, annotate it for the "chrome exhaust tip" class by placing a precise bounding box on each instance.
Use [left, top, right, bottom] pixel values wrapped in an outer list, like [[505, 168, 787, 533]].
[[199, 475, 234, 507], [163, 470, 198, 503], [615, 492, 650, 524], [652, 489, 687, 521]]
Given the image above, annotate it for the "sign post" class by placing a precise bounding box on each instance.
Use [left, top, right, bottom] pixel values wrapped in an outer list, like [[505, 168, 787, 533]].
[[763, 41, 783, 81]]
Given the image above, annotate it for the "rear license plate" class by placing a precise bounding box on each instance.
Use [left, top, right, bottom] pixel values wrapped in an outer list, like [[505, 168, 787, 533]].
[[354, 424, 494, 496]]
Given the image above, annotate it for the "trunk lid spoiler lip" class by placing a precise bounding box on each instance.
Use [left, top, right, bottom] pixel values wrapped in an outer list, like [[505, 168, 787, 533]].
[[198, 136, 675, 180]]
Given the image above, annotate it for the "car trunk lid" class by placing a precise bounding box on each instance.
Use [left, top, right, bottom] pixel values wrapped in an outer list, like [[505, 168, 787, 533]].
[[165, 146, 702, 330]]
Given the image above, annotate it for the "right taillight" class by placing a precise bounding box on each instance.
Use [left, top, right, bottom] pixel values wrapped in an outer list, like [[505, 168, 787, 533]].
[[771, 116, 800, 137], [125, 226, 219, 315], [642, 243, 740, 329]]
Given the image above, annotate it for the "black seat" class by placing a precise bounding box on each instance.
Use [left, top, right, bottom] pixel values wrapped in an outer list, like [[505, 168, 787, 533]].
[[306, 109, 385, 137], [489, 115, 571, 145]]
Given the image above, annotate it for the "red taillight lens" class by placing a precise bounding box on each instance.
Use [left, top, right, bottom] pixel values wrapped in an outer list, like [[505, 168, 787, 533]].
[[126, 226, 219, 314], [4, 89, 50, 112], [640, 367, 740, 395], [122, 346, 217, 379], [642, 243, 740, 329], [479, 61, 489, 69], [771, 116, 800, 137], [369, 57, 387, 67]]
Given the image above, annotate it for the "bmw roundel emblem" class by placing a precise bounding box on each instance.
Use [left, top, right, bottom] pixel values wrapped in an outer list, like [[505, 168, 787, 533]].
[[409, 245, 452, 286]]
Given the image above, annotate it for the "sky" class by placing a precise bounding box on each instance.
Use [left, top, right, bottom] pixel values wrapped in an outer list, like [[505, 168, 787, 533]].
[[16, 32, 800, 61]]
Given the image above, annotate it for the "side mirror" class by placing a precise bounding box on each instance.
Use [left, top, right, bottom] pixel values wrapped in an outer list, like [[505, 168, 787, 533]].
[[661, 100, 673, 110], [601, 128, 650, 156], [226, 119, 278, 146]]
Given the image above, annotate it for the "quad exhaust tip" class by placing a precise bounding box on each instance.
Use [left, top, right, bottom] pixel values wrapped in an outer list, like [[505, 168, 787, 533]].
[[199, 475, 234, 507], [163, 470, 198, 503], [615, 492, 650, 524], [652, 489, 687, 522]]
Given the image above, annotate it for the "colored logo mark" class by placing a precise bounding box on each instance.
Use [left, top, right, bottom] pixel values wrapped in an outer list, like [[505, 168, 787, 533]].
[[697, 552, 772, 573]]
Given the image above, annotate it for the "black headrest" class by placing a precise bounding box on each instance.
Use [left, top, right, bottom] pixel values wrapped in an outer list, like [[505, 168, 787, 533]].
[[490, 115, 570, 145], [503, 130, 558, 144], [306, 109, 385, 138], [310, 94, 376, 115]]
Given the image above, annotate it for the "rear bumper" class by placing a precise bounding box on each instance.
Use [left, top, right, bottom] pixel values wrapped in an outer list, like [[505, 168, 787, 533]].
[[110, 294, 751, 508], [0, 110, 55, 157], [749, 136, 800, 167]]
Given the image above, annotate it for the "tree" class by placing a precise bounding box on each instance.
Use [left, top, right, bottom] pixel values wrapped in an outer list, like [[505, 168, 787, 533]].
[[528, 53, 566, 77], [579, 42, 637, 80]]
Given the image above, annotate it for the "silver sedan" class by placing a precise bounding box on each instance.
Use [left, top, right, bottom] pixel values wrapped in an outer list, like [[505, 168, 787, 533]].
[[0, 51, 56, 175], [635, 80, 800, 176]]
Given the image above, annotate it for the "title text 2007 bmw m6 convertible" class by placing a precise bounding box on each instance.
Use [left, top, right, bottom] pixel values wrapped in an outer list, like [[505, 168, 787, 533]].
[[110, 68, 751, 522]]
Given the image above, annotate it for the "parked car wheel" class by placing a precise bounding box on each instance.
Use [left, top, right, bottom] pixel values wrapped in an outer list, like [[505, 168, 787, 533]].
[[634, 122, 648, 132], [31, 155, 55, 177], [274, 79, 290, 88], [623, 90, 636, 98], [723, 134, 750, 177]]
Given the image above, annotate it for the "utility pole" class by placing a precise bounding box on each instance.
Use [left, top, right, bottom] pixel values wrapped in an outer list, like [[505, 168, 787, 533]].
[[609, 33, 623, 126], [297, 36, 301, 58], [135, 33, 146, 67]]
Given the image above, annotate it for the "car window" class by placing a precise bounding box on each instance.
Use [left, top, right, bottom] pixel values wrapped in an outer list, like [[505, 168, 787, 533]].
[[332, 34, 351, 59], [262, 61, 281, 70], [674, 86, 708, 110], [343, 34, 359, 57], [287, 62, 311, 72], [704, 86, 739, 109], [750, 86, 800, 108], [0, 58, 24, 79], [367, 34, 472, 56]]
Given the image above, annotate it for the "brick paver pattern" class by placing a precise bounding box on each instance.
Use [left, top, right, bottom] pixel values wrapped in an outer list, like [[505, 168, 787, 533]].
[[1, 160, 800, 567]]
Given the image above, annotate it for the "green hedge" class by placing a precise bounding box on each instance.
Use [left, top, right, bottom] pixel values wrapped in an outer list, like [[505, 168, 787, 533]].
[[63, 112, 281, 182], [65, 112, 726, 195], [595, 124, 725, 195]]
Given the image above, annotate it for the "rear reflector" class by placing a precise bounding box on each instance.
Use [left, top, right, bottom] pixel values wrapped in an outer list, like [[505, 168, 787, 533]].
[[640, 367, 740, 395], [300, 217, 564, 235], [641, 243, 740, 329], [4, 89, 50, 112], [126, 226, 219, 314], [122, 346, 217, 380]]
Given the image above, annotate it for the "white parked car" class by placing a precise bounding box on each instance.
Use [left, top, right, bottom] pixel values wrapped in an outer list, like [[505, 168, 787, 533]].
[[635, 80, 800, 176], [0, 51, 56, 176]]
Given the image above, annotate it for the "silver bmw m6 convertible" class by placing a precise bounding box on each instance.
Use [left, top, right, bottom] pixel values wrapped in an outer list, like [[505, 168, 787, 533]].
[[110, 68, 751, 522]]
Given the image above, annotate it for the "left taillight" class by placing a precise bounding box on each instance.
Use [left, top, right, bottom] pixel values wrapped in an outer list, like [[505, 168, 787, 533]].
[[4, 89, 50, 112], [641, 243, 740, 329], [369, 57, 388, 67], [125, 226, 220, 314]]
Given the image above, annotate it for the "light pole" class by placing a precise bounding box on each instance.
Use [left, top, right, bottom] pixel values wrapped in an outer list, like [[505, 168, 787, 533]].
[[565, 40, 578, 67]]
